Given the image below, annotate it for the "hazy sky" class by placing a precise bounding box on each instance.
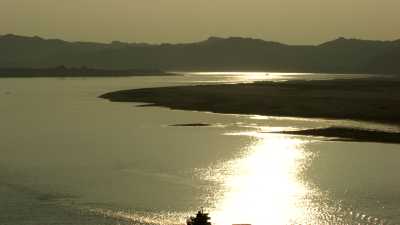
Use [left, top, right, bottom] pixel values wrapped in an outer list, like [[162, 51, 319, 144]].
[[1, 0, 400, 44]]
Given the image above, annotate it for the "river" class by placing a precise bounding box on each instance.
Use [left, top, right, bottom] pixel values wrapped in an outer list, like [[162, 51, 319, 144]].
[[1, 72, 399, 225]]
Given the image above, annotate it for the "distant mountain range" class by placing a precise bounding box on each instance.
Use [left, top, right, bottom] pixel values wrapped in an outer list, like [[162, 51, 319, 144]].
[[1, 34, 399, 74]]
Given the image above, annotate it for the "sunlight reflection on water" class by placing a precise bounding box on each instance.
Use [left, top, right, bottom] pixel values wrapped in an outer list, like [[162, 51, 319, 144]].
[[183, 71, 379, 85], [196, 132, 317, 225]]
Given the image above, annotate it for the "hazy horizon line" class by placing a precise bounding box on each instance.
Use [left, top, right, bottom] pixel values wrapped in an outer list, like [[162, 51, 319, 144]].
[[1, 32, 399, 47]]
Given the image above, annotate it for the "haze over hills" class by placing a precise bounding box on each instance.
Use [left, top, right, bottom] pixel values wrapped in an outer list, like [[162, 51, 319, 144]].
[[1, 34, 399, 74]]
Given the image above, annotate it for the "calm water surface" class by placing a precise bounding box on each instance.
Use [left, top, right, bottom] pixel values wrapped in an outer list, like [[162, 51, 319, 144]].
[[0, 72, 400, 225]]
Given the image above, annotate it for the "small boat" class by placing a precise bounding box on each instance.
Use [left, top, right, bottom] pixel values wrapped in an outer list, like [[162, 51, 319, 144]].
[[187, 209, 212, 225]]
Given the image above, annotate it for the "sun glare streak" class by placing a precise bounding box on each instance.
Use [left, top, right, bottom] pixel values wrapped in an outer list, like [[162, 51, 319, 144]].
[[184, 72, 273, 84], [208, 134, 314, 225]]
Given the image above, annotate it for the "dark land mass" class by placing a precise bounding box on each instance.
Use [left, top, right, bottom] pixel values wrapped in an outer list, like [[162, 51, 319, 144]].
[[1, 34, 400, 75], [169, 123, 211, 127], [100, 78, 400, 126], [0, 66, 173, 77], [274, 127, 400, 144]]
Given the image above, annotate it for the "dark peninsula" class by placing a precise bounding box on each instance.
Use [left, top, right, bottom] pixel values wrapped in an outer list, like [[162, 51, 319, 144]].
[[100, 78, 400, 125]]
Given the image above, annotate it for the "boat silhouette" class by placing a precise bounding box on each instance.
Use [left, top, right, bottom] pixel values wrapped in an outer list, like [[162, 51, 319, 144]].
[[187, 209, 212, 225]]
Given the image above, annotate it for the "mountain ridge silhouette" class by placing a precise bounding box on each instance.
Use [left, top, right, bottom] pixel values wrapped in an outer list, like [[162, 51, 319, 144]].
[[1, 34, 399, 74]]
